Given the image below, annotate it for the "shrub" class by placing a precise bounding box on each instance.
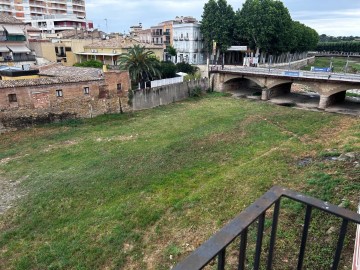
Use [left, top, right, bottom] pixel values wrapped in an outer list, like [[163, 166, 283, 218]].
[[74, 60, 104, 68], [189, 86, 202, 97], [176, 62, 198, 75], [159, 61, 177, 78]]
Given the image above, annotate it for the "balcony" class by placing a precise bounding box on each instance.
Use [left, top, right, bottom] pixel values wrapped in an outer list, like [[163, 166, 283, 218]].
[[173, 186, 360, 270], [164, 31, 171, 36], [152, 31, 163, 37]]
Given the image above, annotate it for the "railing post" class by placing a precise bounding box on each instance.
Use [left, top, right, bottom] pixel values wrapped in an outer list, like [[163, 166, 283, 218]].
[[254, 212, 266, 270], [331, 219, 349, 270], [297, 205, 313, 270], [238, 228, 248, 270], [218, 248, 226, 270], [267, 200, 281, 270]]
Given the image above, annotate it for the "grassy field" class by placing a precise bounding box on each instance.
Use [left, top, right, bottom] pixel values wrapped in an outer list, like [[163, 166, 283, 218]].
[[0, 93, 359, 269], [302, 56, 360, 73]]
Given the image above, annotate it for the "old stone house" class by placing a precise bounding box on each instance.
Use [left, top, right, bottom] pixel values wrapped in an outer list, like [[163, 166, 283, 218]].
[[0, 64, 130, 131]]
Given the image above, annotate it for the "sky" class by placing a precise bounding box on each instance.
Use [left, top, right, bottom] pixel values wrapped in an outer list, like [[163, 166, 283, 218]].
[[86, 0, 360, 37]]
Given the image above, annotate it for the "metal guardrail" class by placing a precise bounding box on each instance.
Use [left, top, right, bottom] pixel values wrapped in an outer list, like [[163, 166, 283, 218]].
[[212, 66, 360, 83], [173, 186, 360, 270]]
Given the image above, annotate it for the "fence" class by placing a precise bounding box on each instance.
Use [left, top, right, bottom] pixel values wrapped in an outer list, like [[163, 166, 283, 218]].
[[173, 186, 360, 270], [132, 78, 208, 111], [150, 77, 184, 88]]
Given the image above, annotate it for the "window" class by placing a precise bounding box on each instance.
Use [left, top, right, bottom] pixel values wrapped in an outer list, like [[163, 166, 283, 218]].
[[8, 94, 17, 102], [83, 87, 90, 95], [56, 89, 63, 97], [117, 83, 122, 92]]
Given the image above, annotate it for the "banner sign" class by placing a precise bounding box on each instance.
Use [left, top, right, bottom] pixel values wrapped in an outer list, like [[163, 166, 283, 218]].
[[212, 40, 217, 56], [227, 46, 248, 51], [283, 71, 300, 77], [311, 67, 331, 72]]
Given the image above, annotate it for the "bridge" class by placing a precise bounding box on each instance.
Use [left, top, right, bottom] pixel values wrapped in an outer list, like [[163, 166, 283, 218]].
[[210, 67, 360, 109]]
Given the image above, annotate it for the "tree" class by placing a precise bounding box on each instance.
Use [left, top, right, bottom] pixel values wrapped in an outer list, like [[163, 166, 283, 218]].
[[235, 0, 293, 55], [166, 45, 177, 62], [201, 0, 235, 64], [118, 45, 161, 88]]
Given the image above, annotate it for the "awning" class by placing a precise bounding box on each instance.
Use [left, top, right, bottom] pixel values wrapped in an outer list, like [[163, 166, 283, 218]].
[[7, 45, 31, 53], [227, 46, 248, 52], [3, 25, 24, 35], [75, 52, 120, 56], [0, 46, 9, 53]]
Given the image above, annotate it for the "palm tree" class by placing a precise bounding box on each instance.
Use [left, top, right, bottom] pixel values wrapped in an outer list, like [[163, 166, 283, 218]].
[[118, 45, 161, 89]]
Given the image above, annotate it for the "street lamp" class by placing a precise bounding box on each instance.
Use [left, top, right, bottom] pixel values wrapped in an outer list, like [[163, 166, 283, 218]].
[[345, 55, 349, 73], [288, 54, 292, 70], [329, 57, 333, 72], [268, 55, 272, 73]]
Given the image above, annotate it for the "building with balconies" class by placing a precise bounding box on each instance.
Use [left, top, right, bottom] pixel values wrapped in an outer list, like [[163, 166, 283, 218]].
[[0, 14, 35, 65], [0, 0, 93, 33], [172, 20, 205, 65]]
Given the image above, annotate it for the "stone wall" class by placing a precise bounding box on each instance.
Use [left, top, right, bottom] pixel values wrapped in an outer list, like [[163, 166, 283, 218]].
[[0, 71, 131, 131], [132, 78, 209, 111]]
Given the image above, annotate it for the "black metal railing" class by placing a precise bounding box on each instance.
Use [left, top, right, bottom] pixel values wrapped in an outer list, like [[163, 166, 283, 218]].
[[173, 186, 360, 270]]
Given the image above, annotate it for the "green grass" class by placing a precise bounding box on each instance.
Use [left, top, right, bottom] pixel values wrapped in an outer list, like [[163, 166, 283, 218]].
[[0, 93, 359, 269], [302, 56, 360, 73], [347, 92, 360, 97]]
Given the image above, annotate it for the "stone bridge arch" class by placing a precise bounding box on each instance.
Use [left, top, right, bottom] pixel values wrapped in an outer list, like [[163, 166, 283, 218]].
[[211, 72, 360, 109]]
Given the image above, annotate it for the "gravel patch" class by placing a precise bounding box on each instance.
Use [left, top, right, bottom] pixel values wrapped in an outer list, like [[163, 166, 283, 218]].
[[0, 174, 27, 215]]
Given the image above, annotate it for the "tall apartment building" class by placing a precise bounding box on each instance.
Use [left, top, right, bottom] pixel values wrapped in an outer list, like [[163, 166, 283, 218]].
[[173, 19, 206, 65], [0, 0, 93, 33]]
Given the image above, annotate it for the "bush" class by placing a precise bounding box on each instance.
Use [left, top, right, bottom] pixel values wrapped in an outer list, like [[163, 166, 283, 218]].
[[74, 60, 104, 68], [189, 86, 202, 97], [159, 61, 177, 79], [176, 62, 198, 75], [183, 72, 201, 82]]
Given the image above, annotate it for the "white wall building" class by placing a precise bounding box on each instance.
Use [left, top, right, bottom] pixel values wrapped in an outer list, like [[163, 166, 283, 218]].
[[172, 22, 205, 65]]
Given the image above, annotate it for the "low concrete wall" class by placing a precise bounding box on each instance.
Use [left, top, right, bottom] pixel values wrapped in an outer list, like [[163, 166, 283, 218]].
[[132, 78, 209, 111]]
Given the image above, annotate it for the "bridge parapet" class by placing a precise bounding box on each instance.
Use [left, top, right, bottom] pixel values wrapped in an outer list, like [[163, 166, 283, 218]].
[[210, 67, 360, 109]]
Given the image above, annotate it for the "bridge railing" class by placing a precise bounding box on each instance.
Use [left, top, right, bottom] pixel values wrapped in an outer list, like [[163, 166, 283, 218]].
[[173, 186, 360, 270], [217, 66, 360, 82]]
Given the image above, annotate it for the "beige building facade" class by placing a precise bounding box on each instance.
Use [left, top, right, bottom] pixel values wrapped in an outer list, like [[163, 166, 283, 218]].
[[76, 37, 164, 66]]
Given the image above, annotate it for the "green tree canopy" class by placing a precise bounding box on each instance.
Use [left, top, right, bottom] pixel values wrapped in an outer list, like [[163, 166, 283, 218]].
[[290, 21, 319, 52], [235, 0, 293, 54], [166, 45, 177, 56], [117, 45, 161, 86], [201, 0, 235, 53]]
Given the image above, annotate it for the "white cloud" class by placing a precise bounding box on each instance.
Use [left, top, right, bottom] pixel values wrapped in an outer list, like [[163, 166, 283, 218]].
[[85, 0, 359, 36]]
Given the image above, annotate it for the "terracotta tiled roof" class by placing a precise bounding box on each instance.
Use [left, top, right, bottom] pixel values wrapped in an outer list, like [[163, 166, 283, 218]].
[[0, 64, 103, 89], [85, 37, 163, 49], [39, 63, 101, 78], [0, 13, 24, 25], [0, 76, 102, 89]]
